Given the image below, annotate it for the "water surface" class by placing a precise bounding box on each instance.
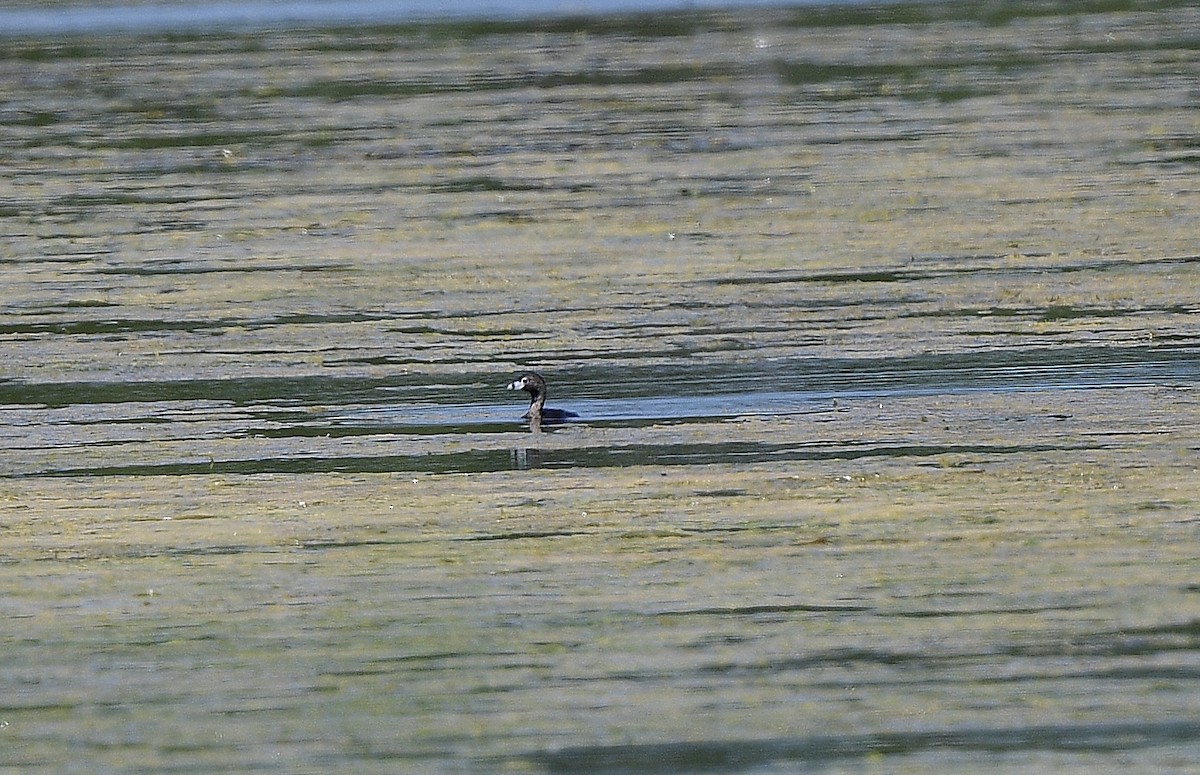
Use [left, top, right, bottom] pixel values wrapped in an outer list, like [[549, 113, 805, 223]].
[[1, 2, 1198, 773]]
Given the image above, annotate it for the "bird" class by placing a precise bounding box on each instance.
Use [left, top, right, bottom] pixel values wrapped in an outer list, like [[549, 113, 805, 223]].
[[505, 372, 578, 424]]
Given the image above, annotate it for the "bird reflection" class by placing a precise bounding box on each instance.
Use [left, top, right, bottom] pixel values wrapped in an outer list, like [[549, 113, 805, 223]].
[[509, 444, 545, 470]]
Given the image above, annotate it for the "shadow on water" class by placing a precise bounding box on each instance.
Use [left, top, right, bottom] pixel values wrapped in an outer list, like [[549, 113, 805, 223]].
[[523, 720, 1200, 774], [34, 440, 1101, 477]]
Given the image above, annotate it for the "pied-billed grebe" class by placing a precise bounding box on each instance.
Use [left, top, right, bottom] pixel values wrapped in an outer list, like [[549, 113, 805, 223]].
[[506, 372, 579, 423]]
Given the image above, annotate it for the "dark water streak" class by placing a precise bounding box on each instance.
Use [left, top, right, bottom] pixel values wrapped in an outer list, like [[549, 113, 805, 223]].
[[530, 720, 1200, 774]]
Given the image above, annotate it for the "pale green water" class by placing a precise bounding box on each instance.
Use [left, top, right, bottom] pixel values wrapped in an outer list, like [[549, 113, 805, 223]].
[[1, 2, 1198, 773]]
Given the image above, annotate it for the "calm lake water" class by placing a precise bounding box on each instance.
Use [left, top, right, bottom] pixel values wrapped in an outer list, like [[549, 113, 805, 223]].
[[2, 0, 839, 36], [1, 1, 1198, 773]]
